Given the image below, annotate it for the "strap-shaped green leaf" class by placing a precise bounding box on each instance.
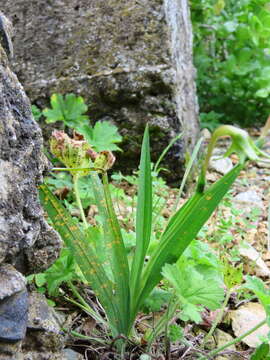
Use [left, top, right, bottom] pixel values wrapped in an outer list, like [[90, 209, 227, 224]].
[[130, 126, 152, 307], [101, 172, 131, 334], [134, 163, 244, 312], [39, 184, 121, 335]]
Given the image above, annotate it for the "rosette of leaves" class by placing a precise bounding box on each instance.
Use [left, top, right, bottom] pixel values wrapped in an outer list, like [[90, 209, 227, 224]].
[[40, 122, 270, 352]]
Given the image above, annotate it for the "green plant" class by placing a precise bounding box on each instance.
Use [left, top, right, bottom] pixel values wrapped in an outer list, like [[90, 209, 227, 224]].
[[162, 262, 224, 324], [201, 257, 243, 348], [192, 0, 270, 126], [31, 104, 43, 121], [43, 93, 88, 127], [200, 111, 223, 131], [43, 93, 122, 152], [251, 343, 270, 360], [39, 122, 270, 352], [36, 136, 185, 314], [143, 239, 224, 346]]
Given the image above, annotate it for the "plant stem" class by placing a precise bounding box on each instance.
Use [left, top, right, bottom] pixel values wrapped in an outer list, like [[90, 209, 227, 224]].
[[153, 133, 182, 174], [66, 329, 106, 344], [202, 288, 232, 348], [172, 137, 203, 214], [146, 299, 179, 349], [67, 281, 106, 325], [208, 318, 267, 358], [52, 167, 102, 172], [73, 174, 88, 228], [164, 297, 173, 360], [68, 281, 91, 310]]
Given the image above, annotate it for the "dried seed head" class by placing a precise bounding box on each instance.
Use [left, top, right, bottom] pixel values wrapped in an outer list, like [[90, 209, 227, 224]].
[[50, 130, 94, 177]]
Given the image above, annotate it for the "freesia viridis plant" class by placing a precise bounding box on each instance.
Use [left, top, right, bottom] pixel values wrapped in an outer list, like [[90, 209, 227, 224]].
[[39, 119, 270, 352]]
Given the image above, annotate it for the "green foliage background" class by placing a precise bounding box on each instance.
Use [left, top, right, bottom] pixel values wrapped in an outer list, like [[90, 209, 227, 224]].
[[191, 0, 270, 128]]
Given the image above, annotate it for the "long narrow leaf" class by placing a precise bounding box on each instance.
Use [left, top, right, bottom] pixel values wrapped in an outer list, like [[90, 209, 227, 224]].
[[39, 184, 120, 335], [101, 172, 131, 334], [86, 171, 131, 334], [130, 126, 152, 307], [134, 164, 244, 313]]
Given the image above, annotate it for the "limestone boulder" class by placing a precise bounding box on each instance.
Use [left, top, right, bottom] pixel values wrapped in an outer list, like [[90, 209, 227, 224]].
[[0, 12, 61, 272], [0, 11, 62, 359], [2, 0, 199, 180]]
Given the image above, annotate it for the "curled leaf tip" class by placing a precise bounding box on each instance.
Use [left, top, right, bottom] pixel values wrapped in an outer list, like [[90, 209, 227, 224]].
[[210, 125, 270, 165], [199, 124, 270, 192]]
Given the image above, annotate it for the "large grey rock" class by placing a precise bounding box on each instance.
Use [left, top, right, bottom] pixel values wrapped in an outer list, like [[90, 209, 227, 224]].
[[0, 11, 62, 360], [0, 290, 28, 342], [2, 0, 199, 180], [0, 12, 61, 272]]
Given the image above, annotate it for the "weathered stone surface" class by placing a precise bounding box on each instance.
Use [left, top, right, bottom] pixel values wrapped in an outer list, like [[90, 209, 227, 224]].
[[0, 265, 27, 360], [0, 264, 26, 299], [0, 342, 23, 360], [63, 349, 84, 360], [233, 190, 264, 212], [23, 352, 79, 360], [209, 156, 233, 175], [23, 351, 83, 360], [2, 0, 199, 181], [0, 10, 13, 59], [24, 219, 63, 273], [0, 12, 61, 272], [26, 293, 64, 335], [22, 293, 66, 359], [214, 329, 237, 360], [230, 302, 269, 348], [0, 12, 62, 359], [0, 290, 28, 342]]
